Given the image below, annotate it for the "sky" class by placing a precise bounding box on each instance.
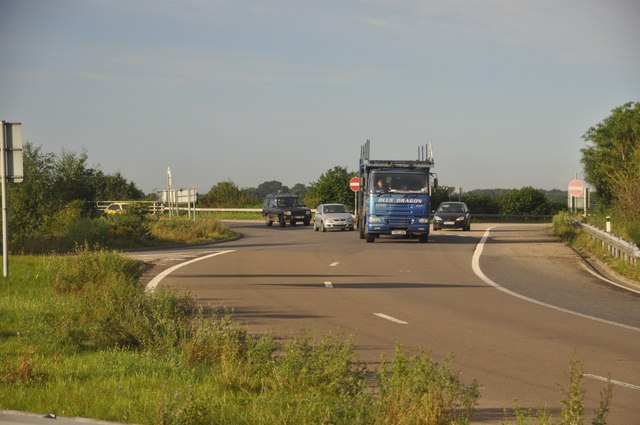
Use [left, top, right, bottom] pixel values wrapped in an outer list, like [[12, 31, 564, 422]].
[[1, 0, 639, 194]]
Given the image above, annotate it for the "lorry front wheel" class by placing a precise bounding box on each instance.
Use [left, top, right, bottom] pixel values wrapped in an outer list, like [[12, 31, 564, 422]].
[[366, 233, 375, 243], [418, 234, 429, 243]]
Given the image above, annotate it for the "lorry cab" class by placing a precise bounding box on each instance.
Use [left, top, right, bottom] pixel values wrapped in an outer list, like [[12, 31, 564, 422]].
[[357, 140, 436, 243]]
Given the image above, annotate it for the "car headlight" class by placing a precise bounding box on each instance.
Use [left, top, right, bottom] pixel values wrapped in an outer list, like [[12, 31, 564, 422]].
[[346, 217, 354, 223], [284, 211, 292, 216], [368, 216, 383, 223], [434, 216, 442, 222], [305, 210, 310, 215], [455, 216, 465, 221]]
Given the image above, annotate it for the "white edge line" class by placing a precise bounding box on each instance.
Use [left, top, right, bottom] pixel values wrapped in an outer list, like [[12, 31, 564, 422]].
[[145, 250, 236, 293], [324, 281, 333, 288], [374, 313, 408, 324], [472, 228, 640, 333], [583, 374, 640, 390], [579, 262, 640, 295]]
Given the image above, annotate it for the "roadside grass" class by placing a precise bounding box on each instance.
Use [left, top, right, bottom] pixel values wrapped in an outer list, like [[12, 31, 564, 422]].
[[148, 216, 236, 245], [197, 210, 263, 220], [1, 250, 614, 424], [1, 251, 480, 424], [12, 215, 237, 254], [552, 211, 640, 283]]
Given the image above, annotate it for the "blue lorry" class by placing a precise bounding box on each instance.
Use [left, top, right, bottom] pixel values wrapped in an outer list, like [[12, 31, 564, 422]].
[[356, 140, 437, 243]]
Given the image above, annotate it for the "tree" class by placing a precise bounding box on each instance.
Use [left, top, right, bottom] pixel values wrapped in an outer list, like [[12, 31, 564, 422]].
[[462, 192, 499, 214], [304, 166, 356, 210], [290, 183, 307, 198], [202, 180, 242, 207], [497, 187, 551, 215], [256, 180, 289, 199], [93, 171, 145, 201], [581, 102, 640, 209], [7, 143, 56, 239]]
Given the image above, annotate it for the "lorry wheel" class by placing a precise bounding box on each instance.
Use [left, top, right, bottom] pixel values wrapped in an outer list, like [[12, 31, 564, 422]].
[[366, 233, 375, 243], [359, 218, 365, 239], [418, 234, 429, 243]]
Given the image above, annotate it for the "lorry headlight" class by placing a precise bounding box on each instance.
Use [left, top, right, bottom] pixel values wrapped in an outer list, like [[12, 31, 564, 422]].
[[417, 218, 429, 224], [368, 216, 383, 223]]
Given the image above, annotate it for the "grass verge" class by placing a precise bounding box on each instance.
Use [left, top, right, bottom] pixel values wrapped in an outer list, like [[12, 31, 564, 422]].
[[552, 211, 640, 283], [1, 250, 614, 424]]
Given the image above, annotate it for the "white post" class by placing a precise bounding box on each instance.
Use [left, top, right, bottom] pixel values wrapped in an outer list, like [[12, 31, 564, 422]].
[[167, 167, 172, 217]]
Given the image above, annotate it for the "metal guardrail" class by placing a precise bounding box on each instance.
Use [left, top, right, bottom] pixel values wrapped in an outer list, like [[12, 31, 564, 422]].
[[577, 222, 640, 266]]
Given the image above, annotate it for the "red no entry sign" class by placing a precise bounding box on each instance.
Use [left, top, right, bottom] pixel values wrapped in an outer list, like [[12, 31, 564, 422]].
[[568, 179, 584, 197], [349, 176, 361, 192]]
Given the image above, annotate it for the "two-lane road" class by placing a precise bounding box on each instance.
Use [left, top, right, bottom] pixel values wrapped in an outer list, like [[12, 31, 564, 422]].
[[142, 222, 640, 424]]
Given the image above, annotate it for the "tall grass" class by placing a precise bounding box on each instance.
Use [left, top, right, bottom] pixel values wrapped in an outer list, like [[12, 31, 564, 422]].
[[11, 214, 237, 254], [551, 211, 640, 282], [1, 251, 481, 424], [1, 251, 614, 424]]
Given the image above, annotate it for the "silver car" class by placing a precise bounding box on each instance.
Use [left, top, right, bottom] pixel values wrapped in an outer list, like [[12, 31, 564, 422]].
[[314, 203, 354, 232]]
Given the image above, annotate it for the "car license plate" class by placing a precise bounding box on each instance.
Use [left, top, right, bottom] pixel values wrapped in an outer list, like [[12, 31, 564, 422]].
[[391, 230, 406, 235], [444, 221, 455, 225]]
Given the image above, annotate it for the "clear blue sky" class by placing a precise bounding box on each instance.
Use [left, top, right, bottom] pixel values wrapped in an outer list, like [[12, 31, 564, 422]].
[[1, 0, 639, 194]]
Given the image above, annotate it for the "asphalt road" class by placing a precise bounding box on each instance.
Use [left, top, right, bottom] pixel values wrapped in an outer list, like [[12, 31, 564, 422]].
[[136, 221, 640, 424]]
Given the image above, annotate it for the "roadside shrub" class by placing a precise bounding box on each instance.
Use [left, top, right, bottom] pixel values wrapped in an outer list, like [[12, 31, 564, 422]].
[[552, 211, 578, 243], [149, 216, 235, 244], [52, 247, 195, 350], [271, 331, 367, 397], [376, 343, 480, 425], [106, 214, 153, 247]]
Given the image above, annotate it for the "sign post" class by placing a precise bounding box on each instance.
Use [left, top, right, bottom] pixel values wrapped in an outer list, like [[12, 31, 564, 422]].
[[1, 121, 24, 278], [568, 179, 584, 214], [349, 176, 360, 219]]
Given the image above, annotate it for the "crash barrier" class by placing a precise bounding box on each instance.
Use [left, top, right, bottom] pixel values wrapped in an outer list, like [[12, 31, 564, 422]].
[[97, 201, 165, 214], [576, 222, 640, 266]]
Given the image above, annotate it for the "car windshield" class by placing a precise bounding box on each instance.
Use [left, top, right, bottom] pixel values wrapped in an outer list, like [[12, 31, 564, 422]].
[[369, 171, 428, 194], [438, 203, 465, 213], [325, 205, 348, 214], [276, 197, 301, 207]]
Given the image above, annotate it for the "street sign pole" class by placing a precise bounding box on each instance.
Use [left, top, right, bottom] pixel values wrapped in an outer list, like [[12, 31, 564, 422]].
[[1, 122, 8, 277], [1, 121, 24, 278]]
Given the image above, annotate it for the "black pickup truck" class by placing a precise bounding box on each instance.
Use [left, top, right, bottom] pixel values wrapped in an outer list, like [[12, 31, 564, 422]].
[[262, 193, 311, 227]]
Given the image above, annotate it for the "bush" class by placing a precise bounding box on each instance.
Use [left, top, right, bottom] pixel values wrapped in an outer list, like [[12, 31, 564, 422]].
[[552, 211, 578, 243], [376, 343, 480, 425], [52, 247, 195, 350]]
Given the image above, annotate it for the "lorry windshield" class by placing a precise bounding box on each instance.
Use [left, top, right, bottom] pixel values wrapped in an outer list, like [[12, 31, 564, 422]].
[[369, 172, 428, 194]]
